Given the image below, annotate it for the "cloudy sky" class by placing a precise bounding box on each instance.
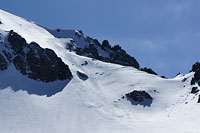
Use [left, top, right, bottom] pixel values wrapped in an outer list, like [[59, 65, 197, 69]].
[[1, 0, 200, 77]]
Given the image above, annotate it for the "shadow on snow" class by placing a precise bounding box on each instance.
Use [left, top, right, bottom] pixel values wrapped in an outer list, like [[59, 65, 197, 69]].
[[0, 65, 72, 97]]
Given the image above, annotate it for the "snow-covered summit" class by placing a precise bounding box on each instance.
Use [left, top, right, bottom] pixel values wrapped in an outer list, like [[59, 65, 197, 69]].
[[0, 9, 199, 133]]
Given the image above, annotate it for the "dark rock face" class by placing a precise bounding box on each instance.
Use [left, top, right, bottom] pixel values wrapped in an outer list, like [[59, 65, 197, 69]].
[[74, 39, 140, 69], [191, 62, 200, 72], [194, 70, 200, 85], [8, 30, 27, 52], [0, 54, 8, 70], [125, 90, 153, 107], [13, 55, 26, 74], [101, 40, 111, 49], [2, 30, 72, 82], [87, 44, 100, 59], [26, 42, 72, 82], [161, 76, 167, 79], [191, 87, 199, 94], [191, 78, 195, 85], [198, 95, 200, 103], [140, 67, 157, 75], [190, 62, 200, 86], [109, 45, 139, 68], [77, 71, 88, 80]]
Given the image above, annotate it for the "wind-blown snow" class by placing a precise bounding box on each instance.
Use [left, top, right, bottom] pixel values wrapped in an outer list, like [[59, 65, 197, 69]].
[[0, 9, 199, 133]]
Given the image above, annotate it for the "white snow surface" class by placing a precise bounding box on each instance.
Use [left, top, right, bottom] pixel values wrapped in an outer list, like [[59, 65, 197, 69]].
[[0, 9, 199, 133]]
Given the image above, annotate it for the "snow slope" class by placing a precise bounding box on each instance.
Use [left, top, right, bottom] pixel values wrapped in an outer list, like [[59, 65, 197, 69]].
[[47, 29, 91, 49], [0, 9, 199, 133]]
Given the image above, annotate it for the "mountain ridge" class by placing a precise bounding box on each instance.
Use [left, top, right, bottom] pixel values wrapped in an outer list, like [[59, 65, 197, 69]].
[[0, 9, 199, 133]]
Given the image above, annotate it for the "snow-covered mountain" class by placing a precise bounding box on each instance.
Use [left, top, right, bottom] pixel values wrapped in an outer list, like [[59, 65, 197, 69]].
[[47, 29, 140, 69], [0, 9, 200, 133]]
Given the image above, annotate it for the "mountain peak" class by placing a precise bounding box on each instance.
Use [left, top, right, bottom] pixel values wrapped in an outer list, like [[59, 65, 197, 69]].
[[0, 9, 199, 133]]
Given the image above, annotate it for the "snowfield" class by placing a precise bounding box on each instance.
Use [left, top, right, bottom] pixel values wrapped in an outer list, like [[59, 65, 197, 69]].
[[0, 9, 199, 133]]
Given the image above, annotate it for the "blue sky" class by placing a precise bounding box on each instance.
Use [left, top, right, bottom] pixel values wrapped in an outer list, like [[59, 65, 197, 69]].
[[1, 0, 200, 77]]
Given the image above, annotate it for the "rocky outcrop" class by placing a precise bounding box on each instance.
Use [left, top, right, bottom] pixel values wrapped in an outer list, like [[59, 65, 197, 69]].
[[0, 53, 8, 70], [140, 67, 157, 75], [77, 71, 88, 80], [75, 39, 139, 69], [191, 62, 200, 72], [125, 90, 153, 107], [8, 31, 27, 52], [198, 95, 200, 103], [1, 30, 72, 82], [190, 62, 200, 86], [101, 40, 111, 50], [109, 44, 139, 68], [191, 87, 199, 94], [48, 29, 141, 69]]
